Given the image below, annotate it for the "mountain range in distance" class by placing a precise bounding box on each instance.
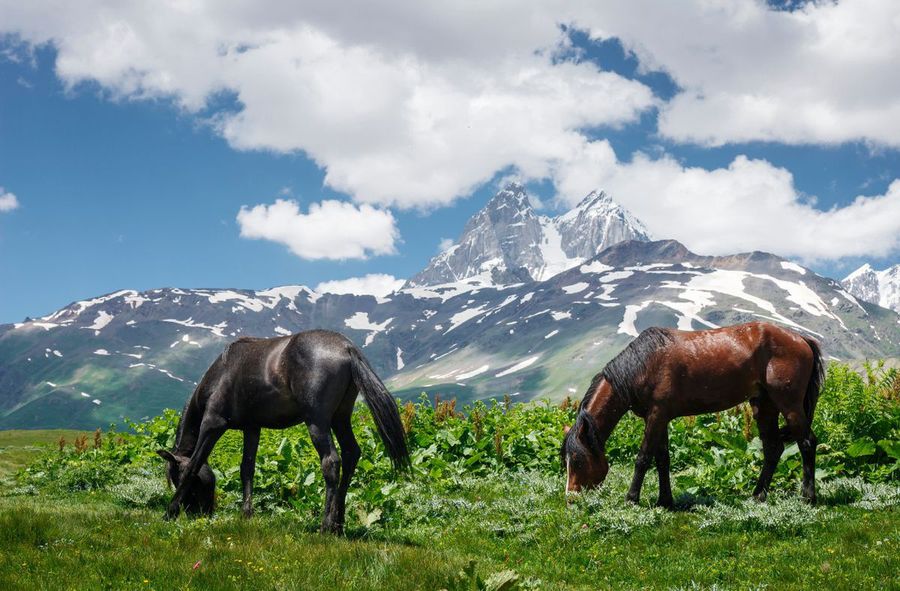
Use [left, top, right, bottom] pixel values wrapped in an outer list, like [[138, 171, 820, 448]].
[[2, 183, 899, 429]]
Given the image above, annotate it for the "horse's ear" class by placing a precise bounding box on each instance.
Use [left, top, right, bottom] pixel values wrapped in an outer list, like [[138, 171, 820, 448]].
[[563, 425, 571, 436], [157, 449, 177, 463]]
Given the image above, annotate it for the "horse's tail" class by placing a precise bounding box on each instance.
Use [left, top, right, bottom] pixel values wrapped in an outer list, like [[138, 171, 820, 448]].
[[348, 345, 410, 471], [780, 336, 824, 442], [802, 337, 824, 427]]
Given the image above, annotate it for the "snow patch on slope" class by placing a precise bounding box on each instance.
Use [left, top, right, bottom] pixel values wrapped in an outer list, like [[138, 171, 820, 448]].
[[495, 355, 541, 378]]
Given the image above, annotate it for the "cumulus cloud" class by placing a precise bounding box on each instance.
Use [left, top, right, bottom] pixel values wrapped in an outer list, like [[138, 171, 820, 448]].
[[552, 141, 900, 262], [315, 274, 405, 297], [0, 1, 655, 208], [2, 1, 899, 260], [0, 188, 19, 212], [579, 0, 900, 146], [236, 199, 398, 260]]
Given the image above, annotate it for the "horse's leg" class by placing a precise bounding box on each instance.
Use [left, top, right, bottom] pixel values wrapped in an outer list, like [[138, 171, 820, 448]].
[[654, 424, 673, 508], [751, 396, 783, 502], [165, 416, 226, 520], [308, 421, 343, 535], [626, 413, 667, 504], [782, 407, 817, 503], [240, 427, 261, 518], [333, 414, 360, 530]]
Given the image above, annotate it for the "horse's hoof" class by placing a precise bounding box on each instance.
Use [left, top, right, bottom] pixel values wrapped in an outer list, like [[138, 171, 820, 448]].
[[656, 497, 674, 510], [753, 491, 768, 503], [625, 494, 640, 505], [163, 502, 181, 521], [241, 505, 254, 519]]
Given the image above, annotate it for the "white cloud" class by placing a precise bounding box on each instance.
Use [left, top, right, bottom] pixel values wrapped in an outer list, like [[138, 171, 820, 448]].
[[0, 1, 654, 209], [315, 274, 405, 297], [578, 0, 900, 146], [3, 1, 899, 261], [4, 0, 894, 161], [551, 140, 900, 262], [236, 199, 398, 260], [0, 188, 19, 212]]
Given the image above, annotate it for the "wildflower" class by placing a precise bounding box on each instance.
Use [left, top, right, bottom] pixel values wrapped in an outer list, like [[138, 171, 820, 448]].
[[193, 560, 202, 570]]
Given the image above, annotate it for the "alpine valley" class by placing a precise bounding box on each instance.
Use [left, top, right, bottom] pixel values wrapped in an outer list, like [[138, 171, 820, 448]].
[[2, 184, 899, 429]]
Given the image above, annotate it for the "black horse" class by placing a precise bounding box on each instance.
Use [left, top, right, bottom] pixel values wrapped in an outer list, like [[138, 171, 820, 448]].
[[157, 329, 409, 534]]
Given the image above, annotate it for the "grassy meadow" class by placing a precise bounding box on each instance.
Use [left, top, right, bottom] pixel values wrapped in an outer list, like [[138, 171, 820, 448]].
[[0, 362, 898, 590]]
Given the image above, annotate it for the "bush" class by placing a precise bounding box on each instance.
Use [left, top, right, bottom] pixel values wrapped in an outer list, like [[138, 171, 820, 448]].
[[15, 362, 899, 513]]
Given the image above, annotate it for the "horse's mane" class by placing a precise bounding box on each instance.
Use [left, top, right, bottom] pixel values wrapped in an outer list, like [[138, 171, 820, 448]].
[[560, 373, 606, 470], [560, 327, 674, 469], [174, 400, 191, 453], [601, 326, 673, 408]]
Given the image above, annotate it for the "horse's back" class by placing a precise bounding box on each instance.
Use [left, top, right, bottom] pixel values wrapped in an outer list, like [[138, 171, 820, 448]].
[[286, 330, 354, 366], [282, 330, 358, 417], [649, 322, 814, 414]]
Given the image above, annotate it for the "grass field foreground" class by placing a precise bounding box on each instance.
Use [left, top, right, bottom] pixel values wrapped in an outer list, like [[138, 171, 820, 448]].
[[0, 467, 898, 590], [1, 362, 899, 589]]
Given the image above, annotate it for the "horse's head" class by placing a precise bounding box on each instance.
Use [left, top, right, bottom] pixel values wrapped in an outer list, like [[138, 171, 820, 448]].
[[157, 449, 216, 515], [561, 419, 608, 495]]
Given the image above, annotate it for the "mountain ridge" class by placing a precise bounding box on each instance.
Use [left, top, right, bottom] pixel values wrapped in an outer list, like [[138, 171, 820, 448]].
[[2, 238, 897, 430]]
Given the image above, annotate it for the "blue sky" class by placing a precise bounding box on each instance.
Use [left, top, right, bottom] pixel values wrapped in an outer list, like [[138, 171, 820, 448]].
[[1, 1, 899, 324]]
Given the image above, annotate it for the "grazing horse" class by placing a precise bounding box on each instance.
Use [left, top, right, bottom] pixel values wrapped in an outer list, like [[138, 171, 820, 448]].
[[561, 322, 824, 506], [157, 329, 409, 534]]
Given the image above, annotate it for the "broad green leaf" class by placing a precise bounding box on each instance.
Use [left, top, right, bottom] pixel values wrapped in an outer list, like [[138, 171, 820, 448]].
[[847, 437, 876, 458], [877, 439, 900, 460]]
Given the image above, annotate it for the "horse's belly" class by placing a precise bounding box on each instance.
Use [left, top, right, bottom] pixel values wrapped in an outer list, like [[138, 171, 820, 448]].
[[665, 374, 758, 417], [232, 388, 306, 429], [673, 395, 747, 416]]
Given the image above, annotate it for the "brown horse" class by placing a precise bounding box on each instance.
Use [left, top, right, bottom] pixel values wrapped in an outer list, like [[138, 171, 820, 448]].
[[561, 321, 824, 506]]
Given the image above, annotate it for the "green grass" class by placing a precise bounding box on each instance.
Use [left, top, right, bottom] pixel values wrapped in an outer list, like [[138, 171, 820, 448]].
[[0, 430, 81, 478], [2, 358, 898, 591], [1, 466, 898, 590]]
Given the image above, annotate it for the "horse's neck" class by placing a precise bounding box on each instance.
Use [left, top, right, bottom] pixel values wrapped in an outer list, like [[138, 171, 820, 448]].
[[585, 384, 629, 444], [175, 399, 202, 456]]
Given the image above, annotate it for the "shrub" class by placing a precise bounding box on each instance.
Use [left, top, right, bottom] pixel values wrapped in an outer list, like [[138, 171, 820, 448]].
[[15, 362, 899, 512]]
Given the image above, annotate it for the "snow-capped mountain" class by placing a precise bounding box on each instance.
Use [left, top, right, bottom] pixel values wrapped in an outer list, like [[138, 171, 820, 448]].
[[3, 240, 898, 430], [842, 263, 900, 313], [406, 183, 651, 287]]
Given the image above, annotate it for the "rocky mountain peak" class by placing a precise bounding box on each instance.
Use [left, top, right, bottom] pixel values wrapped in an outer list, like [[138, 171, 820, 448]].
[[486, 182, 531, 211], [407, 184, 651, 287], [842, 263, 900, 313]]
